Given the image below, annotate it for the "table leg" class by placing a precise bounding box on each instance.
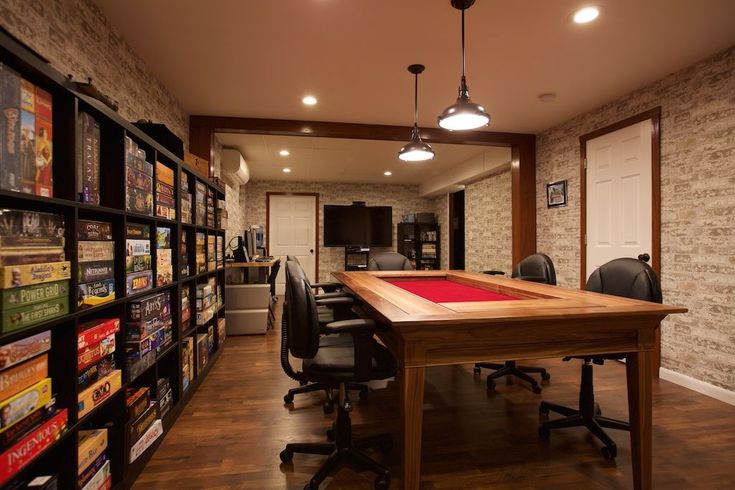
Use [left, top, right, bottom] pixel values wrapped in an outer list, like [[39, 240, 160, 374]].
[[399, 366, 425, 490], [626, 351, 653, 490]]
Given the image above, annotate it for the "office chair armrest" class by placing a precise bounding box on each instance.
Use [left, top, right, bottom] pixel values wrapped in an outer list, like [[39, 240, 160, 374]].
[[482, 270, 506, 275], [314, 291, 350, 300], [311, 281, 342, 293], [515, 275, 548, 283], [315, 296, 354, 307], [322, 318, 377, 334]]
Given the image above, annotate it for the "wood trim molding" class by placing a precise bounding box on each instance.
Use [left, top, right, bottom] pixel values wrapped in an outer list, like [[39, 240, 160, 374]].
[[579, 107, 662, 374], [511, 140, 537, 265], [265, 192, 320, 281]]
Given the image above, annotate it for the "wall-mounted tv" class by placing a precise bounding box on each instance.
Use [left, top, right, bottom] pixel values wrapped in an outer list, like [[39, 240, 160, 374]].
[[323, 205, 392, 247]]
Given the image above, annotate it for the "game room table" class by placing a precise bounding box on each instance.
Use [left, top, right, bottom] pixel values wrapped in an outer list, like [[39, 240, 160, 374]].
[[332, 270, 687, 490]]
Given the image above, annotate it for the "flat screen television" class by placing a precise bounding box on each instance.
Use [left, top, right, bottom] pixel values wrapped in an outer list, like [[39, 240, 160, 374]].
[[323, 205, 392, 247]]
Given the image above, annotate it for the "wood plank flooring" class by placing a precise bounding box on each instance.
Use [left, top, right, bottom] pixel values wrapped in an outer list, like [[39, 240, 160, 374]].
[[134, 301, 735, 489]]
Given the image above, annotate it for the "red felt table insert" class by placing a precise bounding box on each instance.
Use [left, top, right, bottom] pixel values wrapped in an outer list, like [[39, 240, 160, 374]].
[[385, 279, 520, 303]]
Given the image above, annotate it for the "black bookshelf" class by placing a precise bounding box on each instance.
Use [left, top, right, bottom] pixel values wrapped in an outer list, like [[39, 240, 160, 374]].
[[0, 30, 227, 489], [397, 222, 440, 270]]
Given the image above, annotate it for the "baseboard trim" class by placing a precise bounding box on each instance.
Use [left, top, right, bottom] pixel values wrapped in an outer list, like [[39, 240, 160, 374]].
[[659, 368, 735, 406]]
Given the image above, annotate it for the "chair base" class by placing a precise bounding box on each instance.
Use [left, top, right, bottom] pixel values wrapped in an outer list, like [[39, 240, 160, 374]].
[[474, 360, 550, 394], [539, 361, 629, 460], [280, 389, 391, 489], [284, 382, 369, 414]]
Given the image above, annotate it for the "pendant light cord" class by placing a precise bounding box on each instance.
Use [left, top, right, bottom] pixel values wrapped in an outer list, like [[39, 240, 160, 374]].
[[414, 72, 419, 130], [461, 7, 466, 80]]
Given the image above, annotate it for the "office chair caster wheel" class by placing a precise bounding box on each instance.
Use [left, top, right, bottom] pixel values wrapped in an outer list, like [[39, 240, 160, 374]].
[[323, 402, 334, 414], [473, 366, 481, 375], [486, 377, 496, 390], [279, 449, 293, 463], [601, 444, 617, 460], [358, 388, 369, 401], [538, 426, 550, 441], [531, 384, 542, 394], [375, 474, 390, 489], [541, 371, 551, 381], [379, 439, 393, 455], [283, 393, 294, 404]]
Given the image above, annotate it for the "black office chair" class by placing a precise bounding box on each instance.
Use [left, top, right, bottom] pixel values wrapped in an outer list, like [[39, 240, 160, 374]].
[[279, 261, 395, 489], [539, 255, 662, 460], [280, 258, 368, 414], [475, 253, 556, 393], [287, 255, 342, 293], [266, 259, 282, 330], [367, 251, 414, 271]]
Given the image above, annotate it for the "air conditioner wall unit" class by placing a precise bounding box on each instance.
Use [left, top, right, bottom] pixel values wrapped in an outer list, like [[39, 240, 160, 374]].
[[222, 148, 250, 186]]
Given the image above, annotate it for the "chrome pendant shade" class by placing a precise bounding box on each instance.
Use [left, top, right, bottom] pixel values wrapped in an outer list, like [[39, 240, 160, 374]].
[[398, 64, 434, 162], [437, 0, 490, 131]]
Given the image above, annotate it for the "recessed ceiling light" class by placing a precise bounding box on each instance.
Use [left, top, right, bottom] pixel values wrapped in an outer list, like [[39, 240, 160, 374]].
[[384, 171, 392, 176], [282, 168, 291, 173], [538, 92, 557, 103], [573, 6, 599, 24], [302, 95, 317, 106], [279, 149, 290, 156]]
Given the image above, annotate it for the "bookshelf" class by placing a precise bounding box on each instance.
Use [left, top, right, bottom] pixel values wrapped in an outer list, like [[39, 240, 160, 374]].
[[0, 30, 227, 489], [397, 222, 441, 270]]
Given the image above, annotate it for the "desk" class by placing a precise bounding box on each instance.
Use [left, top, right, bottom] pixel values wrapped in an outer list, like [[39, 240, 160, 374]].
[[332, 270, 686, 490], [226, 259, 275, 284]]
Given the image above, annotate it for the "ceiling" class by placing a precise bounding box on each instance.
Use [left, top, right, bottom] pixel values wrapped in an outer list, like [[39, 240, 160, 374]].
[[94, 0, 735, 134], [215, 133, 511, 185]]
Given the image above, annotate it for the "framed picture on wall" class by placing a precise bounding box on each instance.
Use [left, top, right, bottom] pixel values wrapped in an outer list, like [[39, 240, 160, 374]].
[[546, 180, 567, 208]]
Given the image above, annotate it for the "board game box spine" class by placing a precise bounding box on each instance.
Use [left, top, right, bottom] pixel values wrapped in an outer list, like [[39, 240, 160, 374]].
[[77, 452, 107, 489], [129, 418, 162, 463], [126, 315, 171, 341], [155, 161, 174, 185], [0, 408, 68, 485], [126, 327, 165, 362], [0, 353, 48, 401], [129, 401, 160, 445], [0, 399, 55, 449], [0, 378, 52, 435], [19, 79, 36, 196], [125, 223, 150, 239], [126, 387, 150, 422], [77, 279, 115, 309], [125, 239, 150, 256], [156, 191, 175, 207], [0, 63, 21, 192], [78, 260, 114, 283], [77, 370, 121, 419], [125, 254, 151, 274], [77, 220, 112, 241], [0, 248, 65, 266], [77, 354, 114, 391], [155, 181, 174, 197], [157, 388, 173, 419], [0, 280, 68, 310], [80, 459, 110, 490], [0, 209, 64, 239], [77, 428, 107, 474], [127, 291, 170, 323], [1, 297, 69, 334], [0, 235, 63, 248], [77, 334, 115, 372], [196, 333, 208, 372], [33, 86, 53, 198], [126, 350, 155, 383], [78, 242, 114, 263], [76, 112, 100, 205], [77, 319, 120, 351], [0, 330, 50, 370], [155, 203, 176, 220], [0, 261, 71, 289], [126, 270, 152, 295]]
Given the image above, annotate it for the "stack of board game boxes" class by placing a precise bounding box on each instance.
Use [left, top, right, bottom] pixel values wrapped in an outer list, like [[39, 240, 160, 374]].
[[155, 227, 172, 287], [195, 232, 206, 274], [195, 283, 214, 327], [197, 332, 209, 374], [77, 428, 110, 490], [125, 379, 166, 464], [180, 233, 189, 278], [181, 288, 191, 332], [206, 188, 215, 227], [181, 336, 194, 392], [0, 210, 70, 334], [77, 220, 115, 310], [0, 65, 54, 197], [180, 172, 192, 224], [125, 292, 173, 383], [206, 235, 216, 271], [125, 137, 153, 216], [216, 236, 224, 269], [194, 181, 206, 225], [76, 111, 100, 205], [217, 317, 226, 348], [154, 162, 175, 221], [77, 318, 121, 419], [0, 331, 68, 486], [215, 199, 227, 229], [125, 223, 152, 296]]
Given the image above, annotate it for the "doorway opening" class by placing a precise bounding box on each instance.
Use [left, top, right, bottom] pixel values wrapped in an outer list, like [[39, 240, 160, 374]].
[[449, 189, 465, 270]]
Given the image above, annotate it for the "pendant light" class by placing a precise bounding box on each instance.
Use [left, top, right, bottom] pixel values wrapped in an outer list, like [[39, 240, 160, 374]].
[[437, 0, 490, 131], [398, 64, 434, 162]]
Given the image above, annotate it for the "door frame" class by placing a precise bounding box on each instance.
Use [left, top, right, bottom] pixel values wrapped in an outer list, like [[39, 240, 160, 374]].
[[579, 107, 662, 373], [266, 191, 320, 281]]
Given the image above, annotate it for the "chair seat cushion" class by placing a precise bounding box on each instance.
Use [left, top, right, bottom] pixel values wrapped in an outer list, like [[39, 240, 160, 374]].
[[303, 339, 396, 383]]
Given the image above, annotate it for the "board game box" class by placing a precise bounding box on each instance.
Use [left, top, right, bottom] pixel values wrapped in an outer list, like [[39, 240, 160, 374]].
[[78, 260, 114, 283], [125, 222, 150, 239], [0, 210, 64, 248], [0, 330, 50, 370], [0, 378, 52, 434], [126, 270, 152, 295], [77, 452, 107, 489], [77, 220, 112, 241], [19, 80, 36, 196], [126, 387, 150, 422], [77, 428, 107, 475], [0, 261, 71, 289], [77, 318, 120, 351], [0, 247, 65, 266], [33, 86, 53, 198], [0, 353, 47, 401], [76, 112, 100, 205], [0, 279, 68, 310], [77, 370, 121, 418], [128, 291, 170, 323], [80, 459, 110, 490], [0, 398, 55, 449], [77, 354, 114, 391], [77, 279, 115, 309], [129, 419, 162, 463], [0, 63, 21, 193], [77, 334, 115, 372], [78, 241, 114, 263], [129, 401, 160, 445], [1, 296, 69, 334]]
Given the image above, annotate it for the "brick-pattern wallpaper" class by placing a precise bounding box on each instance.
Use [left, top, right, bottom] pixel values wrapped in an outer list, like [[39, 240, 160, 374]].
[[536, 46, 735, 391], [244, 181, 435, 282], [212, 139, 247, 247], [434, 194, 449, 270], [1, 0, 189, 142], [465, 170, 513, 274]]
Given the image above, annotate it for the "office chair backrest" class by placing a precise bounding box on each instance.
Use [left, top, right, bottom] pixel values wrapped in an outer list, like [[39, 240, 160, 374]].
[[285, 261, 320, 359], [367, 252, 414, 271], [512, 253, 557, 285], [585, 257, 662, 303], [268, 258, 281, 297], [287, 255, 301, 265]]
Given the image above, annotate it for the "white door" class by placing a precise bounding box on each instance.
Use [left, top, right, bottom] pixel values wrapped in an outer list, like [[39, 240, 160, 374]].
[[268, 194, 317, 294], [585, 119, 653, 281]]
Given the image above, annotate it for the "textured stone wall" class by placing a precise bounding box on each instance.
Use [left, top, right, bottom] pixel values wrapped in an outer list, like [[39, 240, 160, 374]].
[[212, 138, 247, 247], [465, 170, 513, 274], [0, 0, 189, 142], [434, 194, 449, 270], [244, 181, 434, 282], [536, 46, 735, 391]]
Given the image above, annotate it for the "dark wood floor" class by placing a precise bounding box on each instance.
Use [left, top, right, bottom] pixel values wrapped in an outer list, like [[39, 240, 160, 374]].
[[134, 301, 735, 489]]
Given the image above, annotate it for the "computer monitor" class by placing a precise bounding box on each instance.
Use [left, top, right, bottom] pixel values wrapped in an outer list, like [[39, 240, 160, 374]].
[[245, 229, 257, 258]]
